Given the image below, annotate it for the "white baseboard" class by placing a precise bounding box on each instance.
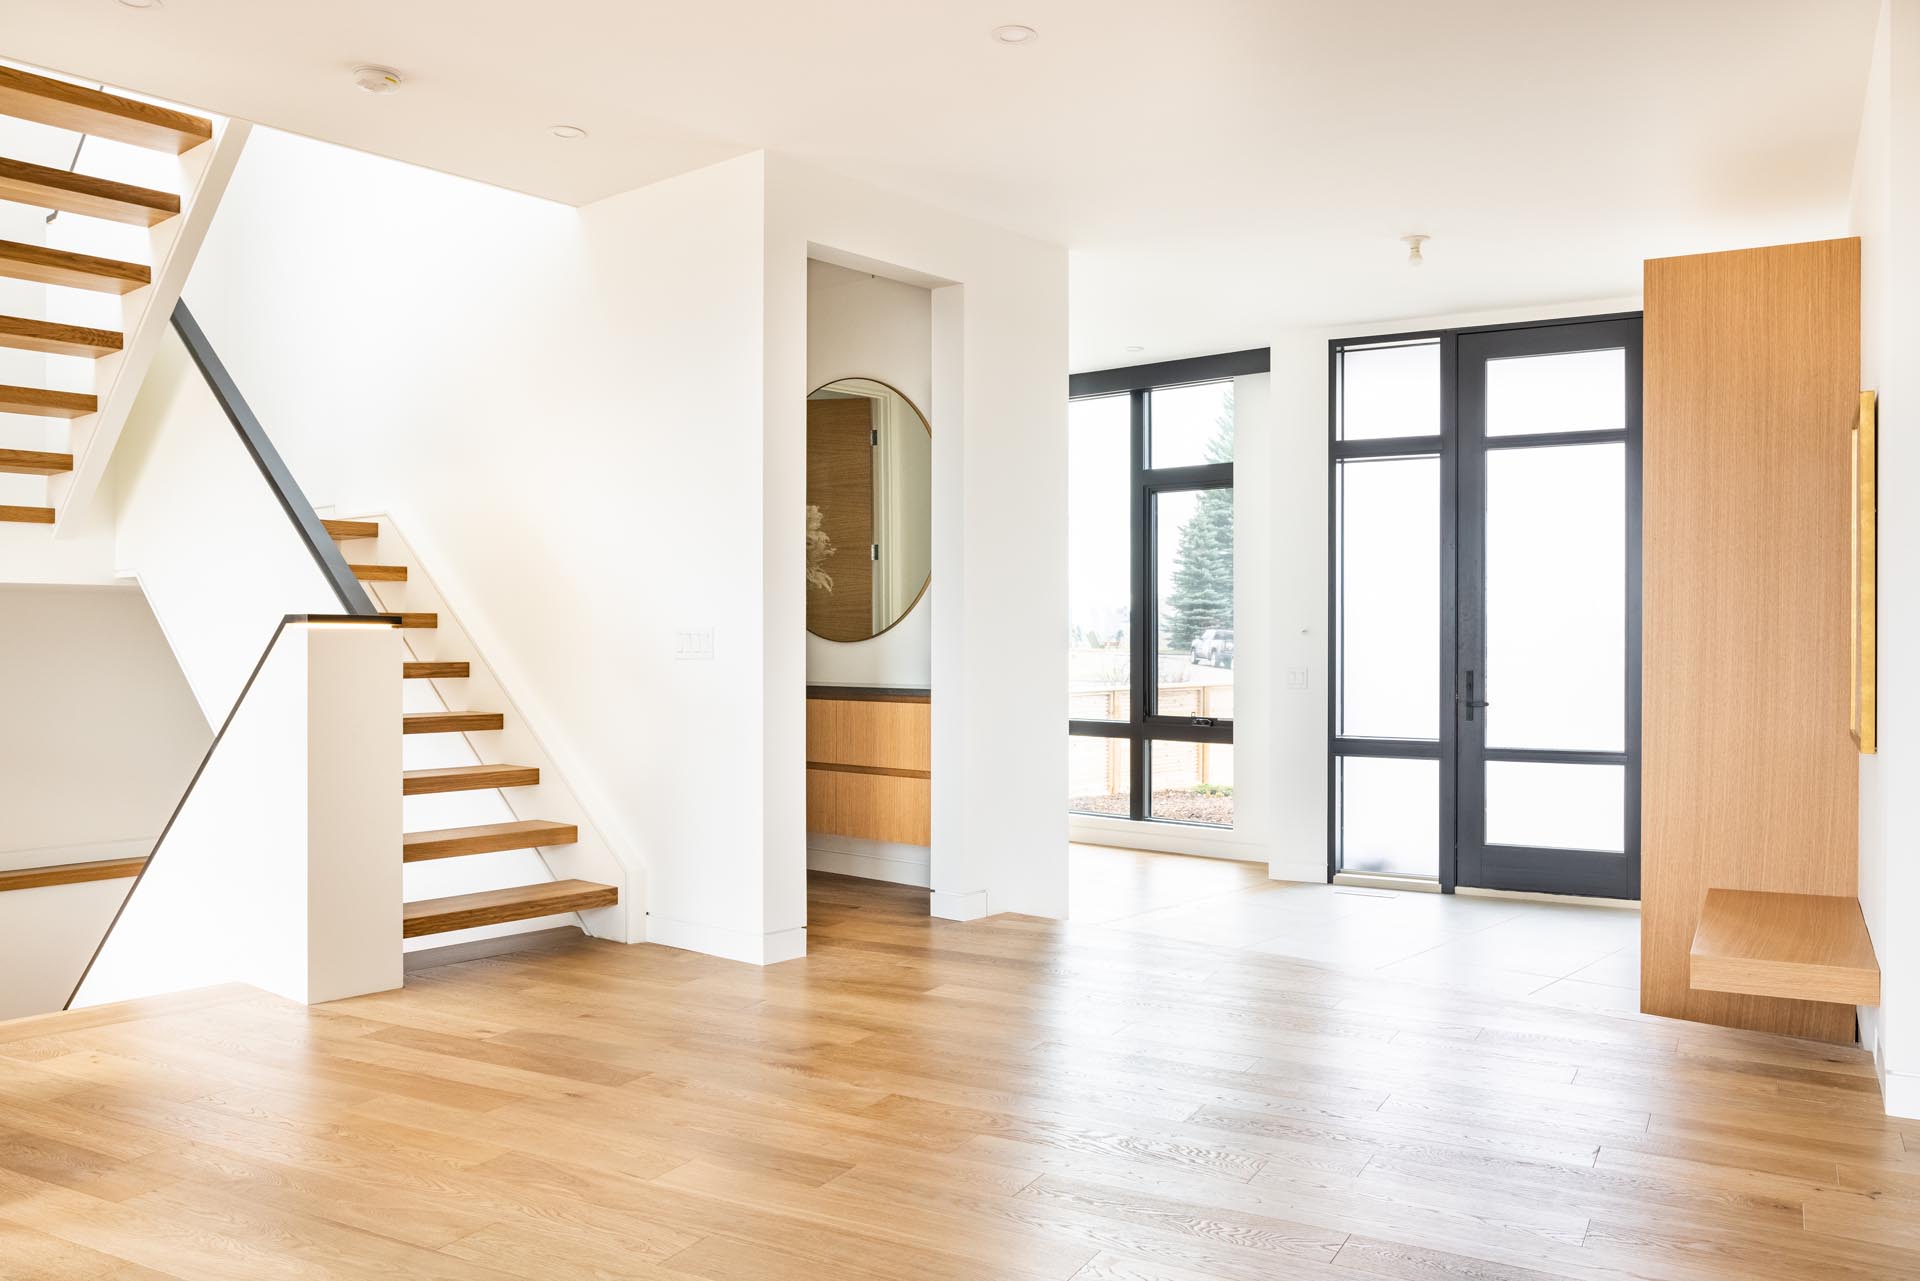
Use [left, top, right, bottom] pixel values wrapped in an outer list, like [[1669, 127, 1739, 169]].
[[930, 888, 988, 920], [1884, 1068, 1920, 1120], [647, 914, 807, 965], [806, 833, 930, 888]]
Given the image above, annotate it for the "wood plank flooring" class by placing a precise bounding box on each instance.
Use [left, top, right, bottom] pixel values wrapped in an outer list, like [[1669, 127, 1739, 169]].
[[1, 871, 1915, 1280]]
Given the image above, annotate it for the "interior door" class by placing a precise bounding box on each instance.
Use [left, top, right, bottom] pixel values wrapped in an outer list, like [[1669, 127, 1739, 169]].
[[806, 396, 876, 640], [1454, 317, 1642, 897]]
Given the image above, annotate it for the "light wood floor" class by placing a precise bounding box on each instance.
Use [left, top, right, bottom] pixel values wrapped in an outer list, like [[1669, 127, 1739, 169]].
[[2, 871, 1917, 1280]]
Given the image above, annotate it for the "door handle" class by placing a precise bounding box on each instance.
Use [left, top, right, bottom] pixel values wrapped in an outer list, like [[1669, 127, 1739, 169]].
[[1456, 669, 1490, 720]]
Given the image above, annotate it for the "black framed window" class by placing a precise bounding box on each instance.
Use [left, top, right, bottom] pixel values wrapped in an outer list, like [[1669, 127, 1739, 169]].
[[1068, 348, 1267, 828]]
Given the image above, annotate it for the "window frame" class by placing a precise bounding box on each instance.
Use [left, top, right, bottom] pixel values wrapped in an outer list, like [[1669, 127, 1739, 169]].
[[1067, 347, 1267, 825]]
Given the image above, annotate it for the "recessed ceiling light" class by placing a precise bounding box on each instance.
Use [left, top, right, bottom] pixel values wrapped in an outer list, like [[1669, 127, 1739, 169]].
[[549, 125, 587, 140], [991, 24, 1038, 45], [352, 65, 403, 95], [115, 0, 162, 8]]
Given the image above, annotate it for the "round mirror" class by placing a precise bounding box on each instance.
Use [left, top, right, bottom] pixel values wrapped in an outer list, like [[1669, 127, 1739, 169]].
[[806, 378, 931, 642]]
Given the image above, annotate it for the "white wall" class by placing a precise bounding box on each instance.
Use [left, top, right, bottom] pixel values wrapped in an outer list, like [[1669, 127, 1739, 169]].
[[0, 585, 207, 862], [180, 131, 784, 961], [805, 258, 933, 690], [1853, 0, 1920, 1119], [0, 583, 208, 1020], [767, 156, 1070, 924]]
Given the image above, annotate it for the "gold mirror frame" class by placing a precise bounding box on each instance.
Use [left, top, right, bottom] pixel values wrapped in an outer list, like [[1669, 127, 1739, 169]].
[[805, 377, 932, 644], [1852, 390, 1877, 754]]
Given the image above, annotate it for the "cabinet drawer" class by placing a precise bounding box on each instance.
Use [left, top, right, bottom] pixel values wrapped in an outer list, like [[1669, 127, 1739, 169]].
[[806, 768, 930, 846]]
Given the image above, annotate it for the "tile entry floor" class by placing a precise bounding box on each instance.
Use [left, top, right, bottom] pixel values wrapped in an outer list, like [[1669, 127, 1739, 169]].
[[1071, 844, 1641, 1013]]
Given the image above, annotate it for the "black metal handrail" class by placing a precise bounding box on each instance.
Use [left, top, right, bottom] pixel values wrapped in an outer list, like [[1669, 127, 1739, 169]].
[[169, 299, 382, 615]]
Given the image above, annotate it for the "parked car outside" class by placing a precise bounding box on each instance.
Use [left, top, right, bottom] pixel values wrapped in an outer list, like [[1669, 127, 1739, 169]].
[[1191, 628, 1234, 668]]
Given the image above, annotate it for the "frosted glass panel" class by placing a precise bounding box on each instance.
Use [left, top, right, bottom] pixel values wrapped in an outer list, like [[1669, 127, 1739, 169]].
[[1339, 756, 1439, 879], [1484, 442, 1624, 751], [1339, 457, 1438, 739], [1486, 348, 1625, 436], [1486, 761, 1624, 851], [1339, 341, 1439, 440]]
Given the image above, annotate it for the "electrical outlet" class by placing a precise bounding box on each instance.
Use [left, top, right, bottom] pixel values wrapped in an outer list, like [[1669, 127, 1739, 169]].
[[675, 628, 715, 660], [1286, 667, 1310, 690]]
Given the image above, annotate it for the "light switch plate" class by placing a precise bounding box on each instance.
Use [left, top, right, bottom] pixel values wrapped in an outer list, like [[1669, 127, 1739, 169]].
[[675, 628, 715, 660], [1286, 667, 1310, 690]]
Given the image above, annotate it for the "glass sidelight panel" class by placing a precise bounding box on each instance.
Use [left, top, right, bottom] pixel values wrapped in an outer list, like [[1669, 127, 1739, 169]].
[[1336, 340, 1440, 440], [1337, 756, 1439, 878], [1485, 348, 1626, 436], [1485, 761, 1625, 851], [1337, 456, 1439, 739], [1483, 442, 1625, 751]]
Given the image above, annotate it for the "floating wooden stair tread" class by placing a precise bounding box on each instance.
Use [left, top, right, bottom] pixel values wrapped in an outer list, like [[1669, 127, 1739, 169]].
[[392, 612, 436, 630], [0, 384, 96, 418], [0, 240, 149, 294], [0, 315, 122, 358], [1690, 888, 1880, 1006], [404, 661, 469, 679], [0, 505, 55, 524], [0, 856, 146, 893], [0, 157, 179, 227], [403, 710, 504, 735], [404, 879, 617, 938], [404, 819, 579, 863], [0, 448, 73, 476], [323, 518, 378, 540], [350, 562, 406, 582], [0, 66, 212, 153], [403, 763, 538, 795]]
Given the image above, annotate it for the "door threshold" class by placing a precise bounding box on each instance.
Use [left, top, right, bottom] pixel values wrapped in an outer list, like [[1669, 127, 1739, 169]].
[[1457, 885, 1640, 910], [1332, 872, 1441, 895]]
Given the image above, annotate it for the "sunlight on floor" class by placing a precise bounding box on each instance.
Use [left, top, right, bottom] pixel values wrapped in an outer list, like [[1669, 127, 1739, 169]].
[[1069, 843, 1640, 1013]]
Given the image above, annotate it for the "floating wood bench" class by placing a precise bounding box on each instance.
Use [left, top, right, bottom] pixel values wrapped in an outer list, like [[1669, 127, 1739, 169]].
[[1690, 889, 1880, 1006]]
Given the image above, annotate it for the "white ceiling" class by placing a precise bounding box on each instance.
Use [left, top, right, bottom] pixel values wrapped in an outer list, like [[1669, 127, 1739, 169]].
[[2, 0, 1880, 370]]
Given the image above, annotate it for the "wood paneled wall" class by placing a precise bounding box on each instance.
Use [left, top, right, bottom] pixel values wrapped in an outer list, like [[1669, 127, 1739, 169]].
[[806, 693, 931, 846], [1641, 238, 1861, 1041]]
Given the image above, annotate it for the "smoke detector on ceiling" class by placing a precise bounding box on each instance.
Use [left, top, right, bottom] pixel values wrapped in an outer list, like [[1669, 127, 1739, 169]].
[[352, 66, 403, 95]]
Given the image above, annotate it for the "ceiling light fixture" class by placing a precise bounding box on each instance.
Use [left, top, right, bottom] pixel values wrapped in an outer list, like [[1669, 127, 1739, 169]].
[[1402, 233, 1430, 267], [352, 65, 403, 95], [549, 125, 587, 140], [115, 0, 163, 8], [991, 24, 1039, 45], [1125, 345, 1145, 353]]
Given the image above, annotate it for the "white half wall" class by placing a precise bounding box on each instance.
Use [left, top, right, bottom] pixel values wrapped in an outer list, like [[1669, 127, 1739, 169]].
[[73, 618, 401, 1008], [1852, 0, 1920, 1118]]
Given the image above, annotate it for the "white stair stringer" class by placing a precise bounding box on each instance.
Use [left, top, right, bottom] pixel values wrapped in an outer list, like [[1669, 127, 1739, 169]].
[[345, 511, 639, 950]]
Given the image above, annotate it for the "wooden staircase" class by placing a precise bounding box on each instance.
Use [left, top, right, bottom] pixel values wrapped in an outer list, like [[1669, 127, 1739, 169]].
[[0, 66, 209, 528], [326, 517, 619, 942]]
